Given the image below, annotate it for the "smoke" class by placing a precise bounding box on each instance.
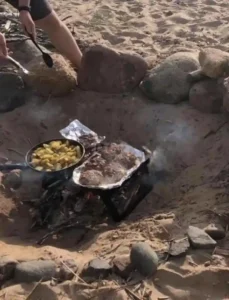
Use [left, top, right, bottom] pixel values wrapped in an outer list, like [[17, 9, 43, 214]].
[[136, 108, 198, 186], [149, 146, 167, 171], [26, 101, 65, 126]]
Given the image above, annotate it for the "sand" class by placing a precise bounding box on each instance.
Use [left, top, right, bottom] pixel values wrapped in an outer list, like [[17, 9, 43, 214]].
[[0, 0, 229, 299], [53, 0, 229, 60]]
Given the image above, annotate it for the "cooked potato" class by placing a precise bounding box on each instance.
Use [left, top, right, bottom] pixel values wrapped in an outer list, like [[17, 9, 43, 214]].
[[31, 140, 82, 172]]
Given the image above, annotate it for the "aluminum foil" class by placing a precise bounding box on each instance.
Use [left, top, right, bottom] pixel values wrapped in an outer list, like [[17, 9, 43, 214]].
[[60, 119, 105, 148], [60, 119, 146, 190], [72, 143, 146, 190]]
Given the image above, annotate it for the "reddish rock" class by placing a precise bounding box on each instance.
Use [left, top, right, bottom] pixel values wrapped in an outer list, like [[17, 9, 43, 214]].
[[189, 79, 223, 113], [78, 45, 147, 93]]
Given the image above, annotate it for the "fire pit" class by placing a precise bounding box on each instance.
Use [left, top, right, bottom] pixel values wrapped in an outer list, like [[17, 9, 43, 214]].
[[2, 120, 155, 244]]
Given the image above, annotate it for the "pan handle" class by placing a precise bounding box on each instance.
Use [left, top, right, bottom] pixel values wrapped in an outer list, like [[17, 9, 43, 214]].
[[0, 163, 28, 171]]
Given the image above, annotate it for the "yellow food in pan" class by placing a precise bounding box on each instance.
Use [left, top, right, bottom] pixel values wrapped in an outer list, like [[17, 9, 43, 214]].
[[30, 140, 82, 172]]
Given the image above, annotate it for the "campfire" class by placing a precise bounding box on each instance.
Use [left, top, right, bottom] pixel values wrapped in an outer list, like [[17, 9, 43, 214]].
[[0, 120, 154, 244]]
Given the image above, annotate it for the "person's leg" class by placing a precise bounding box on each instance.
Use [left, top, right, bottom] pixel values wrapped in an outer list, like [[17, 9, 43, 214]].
[[5, 0, 82, 68], [35, 11, 82, 69]]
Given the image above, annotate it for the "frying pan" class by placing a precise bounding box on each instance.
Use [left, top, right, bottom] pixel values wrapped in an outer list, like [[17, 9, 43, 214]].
[[0, 138, 85, 174]]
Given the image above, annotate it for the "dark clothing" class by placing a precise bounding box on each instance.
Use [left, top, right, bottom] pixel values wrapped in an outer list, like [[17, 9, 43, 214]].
[[5, 0, 52, 21]]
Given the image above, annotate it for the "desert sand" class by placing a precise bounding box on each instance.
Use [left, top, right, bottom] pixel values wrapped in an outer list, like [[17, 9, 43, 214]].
[[0, 0, 229, 299]]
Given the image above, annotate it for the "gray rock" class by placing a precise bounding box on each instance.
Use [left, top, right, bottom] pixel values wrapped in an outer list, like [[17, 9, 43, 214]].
[[187, 226, 217, 249], [189, 79, 223, 113], [0, 5, 7, 12], [199, 48, 229, 78], [140, 52, 199, 104], [0, 256, 18, 281], [0, 72, 30, 112], [112, 255, 133, 279], [81, 258, 112, 279], [2, 170, 22, 190], [130, 242, 159, 277], [78, 45, 147, 93], [204, 224, 225, 240], [9, 40, 44, 65], [169, 238, 190, 257], [58, 259, 78, 281], [14, 260, 56, 283]]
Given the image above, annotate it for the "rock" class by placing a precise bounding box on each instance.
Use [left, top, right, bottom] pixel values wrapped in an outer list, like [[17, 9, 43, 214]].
[[189, 79, 223, 113], [204, 223, 225, 240], [222, 77, 229, 113], [2, 170, 22, 190], [9, 40, 47, 65], [187, 69, 207, 83], [0, 5, 7, 12], [130, 242, 159, 277], [140, 52, 199, 104], [187, 226, 217, 249], [112, 255, 133, 279], [0, 256, 18, 282], [81, 258, 112, 279], [14, 260, 56, 283], [58, 259, 78, 281], [23, 53, 77, 97], [199, 48, 229, 78], [78, 45, 147, 93], [0, 73, 29, 112], [145, 55, 157, 69], [169, 238, 190, 257]]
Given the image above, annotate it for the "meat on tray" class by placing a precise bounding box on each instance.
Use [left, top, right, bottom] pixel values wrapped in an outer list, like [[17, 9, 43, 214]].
[[78, 134, 99, 148], [80, 170, 103, 186], [79, 143, 139, 186]]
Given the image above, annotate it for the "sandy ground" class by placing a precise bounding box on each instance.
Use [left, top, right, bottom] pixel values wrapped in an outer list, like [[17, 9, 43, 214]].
[[52, 0, 229, 60], [1, 0, 229, 299]]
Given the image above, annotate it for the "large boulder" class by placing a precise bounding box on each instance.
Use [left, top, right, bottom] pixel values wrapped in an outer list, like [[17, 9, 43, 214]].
[[0, 72, 29, 112], [23, 53, 77, 97], [189, 79, 223, 113], [199, 48, 229, 78], [140, 52, 199, 104], [78, 45, 147, 93]]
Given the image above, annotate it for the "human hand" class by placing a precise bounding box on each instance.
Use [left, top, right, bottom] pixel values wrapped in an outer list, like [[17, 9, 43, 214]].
[[0, 33, 8, 58], [19, 10, 36, 40]]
